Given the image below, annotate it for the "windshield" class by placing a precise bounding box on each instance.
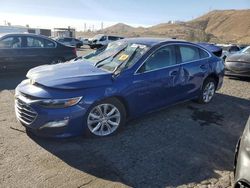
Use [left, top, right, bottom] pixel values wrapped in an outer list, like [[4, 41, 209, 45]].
[[241, 46, 250, 54], [86, 41, 149, 72], [92, 34, 104, 40], [86, 41, 127, 63]]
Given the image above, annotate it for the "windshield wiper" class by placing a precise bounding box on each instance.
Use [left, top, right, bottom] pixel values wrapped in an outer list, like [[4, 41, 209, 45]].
[[95, 45, 128, 68], [113, 46, 139, 74]]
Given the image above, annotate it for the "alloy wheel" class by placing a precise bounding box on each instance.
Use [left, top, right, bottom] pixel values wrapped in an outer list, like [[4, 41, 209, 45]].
[[87, 104, 121, 136], [203, 81, 215, 103]]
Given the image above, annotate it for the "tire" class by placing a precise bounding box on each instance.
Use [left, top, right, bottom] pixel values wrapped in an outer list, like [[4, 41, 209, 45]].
[[197, 77, 217, 104], [234, 138, 241, 175], [84, 98, 126, 137]]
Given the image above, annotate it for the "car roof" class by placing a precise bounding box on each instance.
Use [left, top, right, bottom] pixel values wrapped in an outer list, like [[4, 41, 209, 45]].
[[0, 33, 51, 39], [120, 37, 186, 47], [59, 37, 74, 39]]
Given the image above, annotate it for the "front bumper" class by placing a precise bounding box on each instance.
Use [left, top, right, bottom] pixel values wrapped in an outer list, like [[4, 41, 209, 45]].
[[225, 70, 250, 78], [15, 98, 87, 137], [14, 90, 89, 138]]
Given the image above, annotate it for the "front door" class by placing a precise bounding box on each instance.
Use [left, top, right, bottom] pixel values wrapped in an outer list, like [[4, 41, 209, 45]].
[[129, 45, 183, 115], [0, 35, 25, 73]]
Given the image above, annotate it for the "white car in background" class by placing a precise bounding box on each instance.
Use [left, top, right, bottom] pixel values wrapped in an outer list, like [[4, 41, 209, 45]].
[[78, 37, 89, 45], [88, 34, 124, 49], [56, 37, 83, 48]]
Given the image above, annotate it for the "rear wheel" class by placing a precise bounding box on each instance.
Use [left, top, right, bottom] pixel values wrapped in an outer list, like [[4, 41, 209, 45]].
[[197, 78, 216, 104], [85, 98, 126, 137]]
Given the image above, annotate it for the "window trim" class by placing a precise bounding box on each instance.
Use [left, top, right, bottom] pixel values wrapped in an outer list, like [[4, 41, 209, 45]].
[[0, 35, 57, 49], [134, 43, 212, 75], [0, 36, 23, 49]]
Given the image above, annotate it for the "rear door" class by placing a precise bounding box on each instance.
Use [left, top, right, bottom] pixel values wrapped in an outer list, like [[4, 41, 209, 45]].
[[22, 36, 59, 69], [176, 44, 211, 100]]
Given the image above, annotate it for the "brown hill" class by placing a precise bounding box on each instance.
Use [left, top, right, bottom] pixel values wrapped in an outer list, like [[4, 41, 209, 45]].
[[79, 9, 250, 44], [102, 23, 145, 37], [189, 9, 250, 43]]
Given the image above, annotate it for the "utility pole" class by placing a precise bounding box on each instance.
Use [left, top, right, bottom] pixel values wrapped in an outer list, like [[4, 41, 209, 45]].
[[101, 22, 104, 30], [84, 23, 87, 32]]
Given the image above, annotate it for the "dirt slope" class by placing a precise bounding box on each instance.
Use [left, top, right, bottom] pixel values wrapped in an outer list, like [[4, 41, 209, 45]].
[[90, 9, 250, 44]]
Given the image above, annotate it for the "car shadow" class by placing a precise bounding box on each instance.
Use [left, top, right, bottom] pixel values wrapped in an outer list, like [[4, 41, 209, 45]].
[[28, 93, 250, 187], [227, 76, 250, 82]]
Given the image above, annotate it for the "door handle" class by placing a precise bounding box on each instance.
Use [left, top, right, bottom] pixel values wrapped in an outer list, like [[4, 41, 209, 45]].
[[169, 70, 178, 76]]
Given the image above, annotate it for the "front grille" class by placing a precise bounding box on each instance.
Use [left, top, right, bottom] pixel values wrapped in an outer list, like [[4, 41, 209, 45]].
[[15, 99, 37, 125]]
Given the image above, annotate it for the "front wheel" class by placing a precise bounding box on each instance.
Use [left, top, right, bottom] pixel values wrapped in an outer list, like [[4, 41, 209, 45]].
[[197, 78, 216, 104], [85, 98, 126, 137]]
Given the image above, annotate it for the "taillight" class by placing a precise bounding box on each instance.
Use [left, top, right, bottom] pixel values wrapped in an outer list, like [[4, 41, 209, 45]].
[[73, 48, 77, 56]]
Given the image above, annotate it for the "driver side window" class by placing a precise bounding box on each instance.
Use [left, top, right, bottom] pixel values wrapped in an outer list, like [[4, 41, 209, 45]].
[[138, 45, 177, 73]]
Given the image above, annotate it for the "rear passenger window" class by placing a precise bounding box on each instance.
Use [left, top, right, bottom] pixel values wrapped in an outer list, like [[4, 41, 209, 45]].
[[27, 37, 44, 48], [199, 49, 209, 58], [179, 45, 200, 63]]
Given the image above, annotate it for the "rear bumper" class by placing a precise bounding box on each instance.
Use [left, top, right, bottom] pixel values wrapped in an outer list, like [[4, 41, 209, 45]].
[[217, 74, 224, 90]]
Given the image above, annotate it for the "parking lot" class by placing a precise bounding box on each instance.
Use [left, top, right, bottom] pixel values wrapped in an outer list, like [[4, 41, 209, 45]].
[[0, 48, 250, 188]]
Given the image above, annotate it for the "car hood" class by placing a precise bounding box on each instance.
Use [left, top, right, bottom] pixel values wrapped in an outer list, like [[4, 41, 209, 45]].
[[226, 53, 250, 63], [26, 61, 113, 89]]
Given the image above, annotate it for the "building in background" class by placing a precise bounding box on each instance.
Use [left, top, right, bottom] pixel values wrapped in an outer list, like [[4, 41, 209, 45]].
[[53, 27, 76, 38], [0, 25, 51, 36]]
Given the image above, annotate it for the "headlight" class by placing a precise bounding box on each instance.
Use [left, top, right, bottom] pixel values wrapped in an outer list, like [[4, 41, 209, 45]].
[[39, 97, 82, 108]]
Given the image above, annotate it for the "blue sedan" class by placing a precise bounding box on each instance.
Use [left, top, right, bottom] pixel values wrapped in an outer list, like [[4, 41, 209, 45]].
[[15, 38, 224, 137]]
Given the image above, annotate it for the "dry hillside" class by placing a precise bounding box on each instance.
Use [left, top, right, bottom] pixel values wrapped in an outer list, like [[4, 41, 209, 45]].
[[189, 9, 250, 43], [77, 9, 250, 44]]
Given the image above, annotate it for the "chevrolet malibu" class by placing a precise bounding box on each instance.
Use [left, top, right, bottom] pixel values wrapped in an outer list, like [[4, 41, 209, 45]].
[[15, 38, 224, 137]]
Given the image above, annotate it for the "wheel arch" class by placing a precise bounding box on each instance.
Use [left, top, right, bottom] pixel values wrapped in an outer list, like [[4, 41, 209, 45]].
[[204, 73, 219, 89], [100, 95, 130, 118]]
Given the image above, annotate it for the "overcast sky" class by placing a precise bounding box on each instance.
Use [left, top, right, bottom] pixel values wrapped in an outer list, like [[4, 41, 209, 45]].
[[0, 0, 249, 30]]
